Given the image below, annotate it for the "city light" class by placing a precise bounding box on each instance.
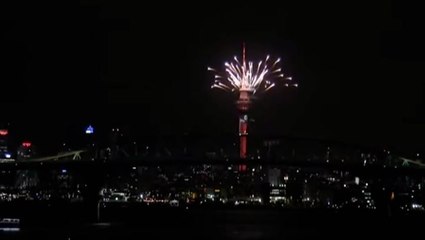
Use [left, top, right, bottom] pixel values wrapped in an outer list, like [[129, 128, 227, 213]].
[[85, 125, 94, 134]]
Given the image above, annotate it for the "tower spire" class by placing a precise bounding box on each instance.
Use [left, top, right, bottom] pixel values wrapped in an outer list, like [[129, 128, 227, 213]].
[[242, 43, 246, 89], [242, 42, 246, 67]]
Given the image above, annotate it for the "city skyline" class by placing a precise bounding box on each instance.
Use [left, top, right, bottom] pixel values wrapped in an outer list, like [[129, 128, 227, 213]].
[[1, 2, 425, 238]]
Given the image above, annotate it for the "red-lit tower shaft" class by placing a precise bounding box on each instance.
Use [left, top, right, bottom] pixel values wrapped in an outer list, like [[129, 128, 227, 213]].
[[237, 90, 251, 164], [236, 43, 252, 171]]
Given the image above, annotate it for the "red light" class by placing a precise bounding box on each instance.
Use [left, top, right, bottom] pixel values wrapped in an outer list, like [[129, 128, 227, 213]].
[[0, 130, 8, 136], [22, 142, 32, 147]]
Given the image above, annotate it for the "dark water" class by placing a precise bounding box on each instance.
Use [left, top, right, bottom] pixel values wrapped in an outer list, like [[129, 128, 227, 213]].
[[0, 203, 423, 239]]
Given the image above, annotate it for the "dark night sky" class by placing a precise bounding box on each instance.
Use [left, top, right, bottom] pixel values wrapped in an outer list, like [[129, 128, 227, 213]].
[[2, 1, 425, 150]]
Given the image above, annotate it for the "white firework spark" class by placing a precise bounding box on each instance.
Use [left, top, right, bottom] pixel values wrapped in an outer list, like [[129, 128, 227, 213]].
[[209, 47, 296, 94]]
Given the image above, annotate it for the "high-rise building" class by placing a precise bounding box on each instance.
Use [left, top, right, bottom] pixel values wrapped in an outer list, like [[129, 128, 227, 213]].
[[268, 168, 282, 187], [0, 129, 12, 161], [105, 127, 129, 160], [17, 141, 35, 161], [84, 125, 97, 160], [15, 140, 39, 189]]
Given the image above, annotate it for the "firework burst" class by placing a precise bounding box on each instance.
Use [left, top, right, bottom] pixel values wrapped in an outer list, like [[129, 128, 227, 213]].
[[208, 48, 297, 95]]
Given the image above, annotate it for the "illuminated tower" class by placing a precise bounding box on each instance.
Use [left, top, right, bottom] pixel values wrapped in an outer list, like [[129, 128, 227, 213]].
[[209, 44, 296, 163], [237, 97, 250, 171], [236, 45, 251, 160]]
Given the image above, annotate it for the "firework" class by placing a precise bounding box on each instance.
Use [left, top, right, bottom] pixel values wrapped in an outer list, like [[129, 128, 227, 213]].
[[208, 48, 296, 95]]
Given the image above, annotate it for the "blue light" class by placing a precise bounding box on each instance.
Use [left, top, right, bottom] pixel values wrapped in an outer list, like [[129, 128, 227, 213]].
[[4, 153, 11, 159], [61, 169, 67, 174], [85, 125, 94, 134]]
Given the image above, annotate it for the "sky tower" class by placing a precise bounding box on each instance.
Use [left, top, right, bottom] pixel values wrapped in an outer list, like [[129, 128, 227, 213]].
[[236, 44, 251, 159], [209, 44, 297, 160]]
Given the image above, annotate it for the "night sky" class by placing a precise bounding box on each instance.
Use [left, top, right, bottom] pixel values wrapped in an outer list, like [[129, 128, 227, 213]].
[[2, 1, 425, 151]]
